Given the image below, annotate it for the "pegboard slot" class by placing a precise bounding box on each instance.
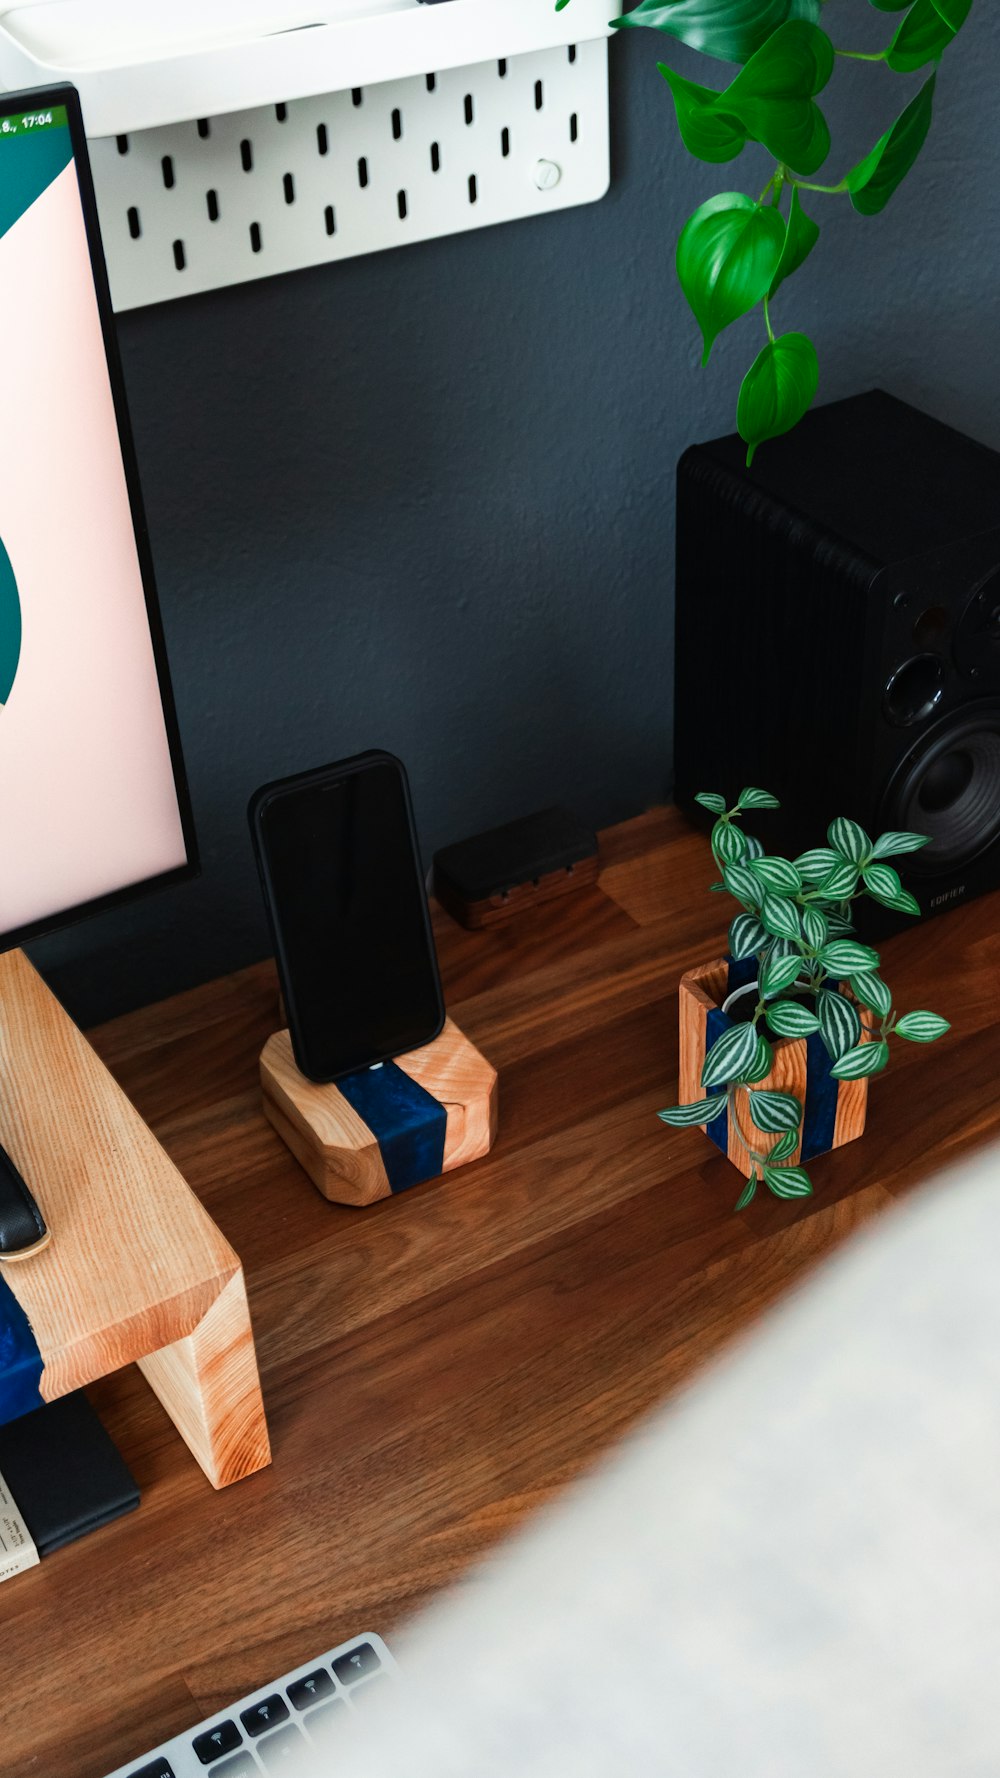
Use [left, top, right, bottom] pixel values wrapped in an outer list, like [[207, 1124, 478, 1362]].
[[88, 39, 610, 311]]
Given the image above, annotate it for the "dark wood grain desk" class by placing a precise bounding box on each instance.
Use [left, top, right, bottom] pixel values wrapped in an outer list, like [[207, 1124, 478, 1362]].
[[5, 807, 997, 1778]]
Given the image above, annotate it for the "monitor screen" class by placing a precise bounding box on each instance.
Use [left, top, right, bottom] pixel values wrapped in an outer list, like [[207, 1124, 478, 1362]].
[[0, 87, 194, 951]]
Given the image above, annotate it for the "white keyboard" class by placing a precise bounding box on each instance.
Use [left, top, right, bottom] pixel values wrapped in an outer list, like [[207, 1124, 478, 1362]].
[[104, 1632, 395, 1777]]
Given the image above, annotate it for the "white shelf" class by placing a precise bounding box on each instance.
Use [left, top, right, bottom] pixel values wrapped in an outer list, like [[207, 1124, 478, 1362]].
[[0, 0, 613, 137]]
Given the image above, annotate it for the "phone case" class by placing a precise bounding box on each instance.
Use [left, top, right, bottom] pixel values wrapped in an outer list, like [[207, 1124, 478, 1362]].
[[248, 751, 445, 1082]]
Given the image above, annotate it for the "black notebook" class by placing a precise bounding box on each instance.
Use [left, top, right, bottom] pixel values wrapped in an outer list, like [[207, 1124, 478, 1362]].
[[0, 1390, 139, 1556]]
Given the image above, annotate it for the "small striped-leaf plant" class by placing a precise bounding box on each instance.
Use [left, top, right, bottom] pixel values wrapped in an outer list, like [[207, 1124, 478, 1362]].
[[658, 786, 950, 1209]]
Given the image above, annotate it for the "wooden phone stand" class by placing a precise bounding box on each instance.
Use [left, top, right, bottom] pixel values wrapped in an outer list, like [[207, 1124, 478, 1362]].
[[260, 1017, 497, 1206], [0, 949, 270, 1489]]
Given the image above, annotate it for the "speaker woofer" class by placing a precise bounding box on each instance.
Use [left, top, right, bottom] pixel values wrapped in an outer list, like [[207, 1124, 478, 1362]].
[[885, 706, 1000, 872]]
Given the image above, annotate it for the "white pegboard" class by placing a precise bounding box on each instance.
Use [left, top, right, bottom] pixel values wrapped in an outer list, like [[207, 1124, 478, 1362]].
[[88, 40, 609, 310]]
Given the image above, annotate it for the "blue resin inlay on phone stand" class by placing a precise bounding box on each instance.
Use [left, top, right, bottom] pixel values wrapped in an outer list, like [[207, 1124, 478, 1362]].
[[337, 1062, 447, 1193], [0, 1275, 44, 1426]]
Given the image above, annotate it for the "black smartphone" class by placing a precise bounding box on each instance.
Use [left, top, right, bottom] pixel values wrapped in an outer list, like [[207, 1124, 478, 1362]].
[[249, 751, 445, 1082]]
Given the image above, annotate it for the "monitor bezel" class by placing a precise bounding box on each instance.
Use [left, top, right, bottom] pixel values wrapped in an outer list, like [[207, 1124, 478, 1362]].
[[0, 82, 198, 956]]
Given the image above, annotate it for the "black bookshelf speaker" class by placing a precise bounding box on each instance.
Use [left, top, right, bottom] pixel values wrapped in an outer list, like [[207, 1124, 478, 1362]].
[[674, 389, 1000, 922]]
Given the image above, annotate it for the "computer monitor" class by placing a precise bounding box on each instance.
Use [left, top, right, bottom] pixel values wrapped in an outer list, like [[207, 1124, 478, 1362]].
[[0, 83, 195, 953]]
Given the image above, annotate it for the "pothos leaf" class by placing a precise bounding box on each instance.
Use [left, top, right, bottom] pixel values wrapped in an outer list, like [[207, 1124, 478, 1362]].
[[611, 0, 823, 65], [677, 193, 786, 365], [738, 331, 819, 467], [659, 65, 748, 164], [769, 186, 819, 300], [886, 0, 972, 72], [720, 20, 834, 177], [847, 73, 936, 215]]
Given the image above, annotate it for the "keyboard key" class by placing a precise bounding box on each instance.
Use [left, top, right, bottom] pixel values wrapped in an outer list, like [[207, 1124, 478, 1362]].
[[240, 1695, 289, 1738], [129, 1762, 175, 1778], [192, 1720, 243, 1764], [353, 1672, 389, 1703], [211, 1758, 257, 1778], [333, 1641, 381, 1685], [287, 1668, 335, 1711], [305, 1698, 348, 1744], [257, 1724, 305, 1771]]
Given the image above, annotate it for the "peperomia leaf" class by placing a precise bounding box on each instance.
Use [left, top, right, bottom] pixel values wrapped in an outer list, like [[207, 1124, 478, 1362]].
[[748, 1087, 802, 1132], [828, 816, 872, 863], [862, 860, 905, 905], [702, 1018, 760, 1088], [886, 0, 972, 72], [768, 1128, 799, 1161], [818, 987, 862, 1061], [720, 21, 835, 177], [738, 786, 780, 810], [762, 1163, 813, 1198], [611, 0, 823, 64], [739, 1033, 774, 1083], [801, 906, 828, 950], [847, 74, 936, 215], [850, 971, 892, 1017], [723, 860, 764, 905], [738, 331, 819, 467], [759, 947, 805, 998], [760, 892, 802, 941], [713, 819, 749, 864], [895, 1010, 951, 1042], [659, 1094, 729, 1125], [748, 855, 802, 893], [830, 1038, 890, 1080], [818, 939, 880, 973], [795, 847, 839, 881], [817, 858, 859, 899], [695, 791, 727, 813], [734, 1174, 758, 1210], [659, 66, 748, 164], [871, 830, 930, 858], [729, 912, 768, 958], [677, 193, 786, 364], [766, 999, 821, 1036], [769, 186, 819, 300]]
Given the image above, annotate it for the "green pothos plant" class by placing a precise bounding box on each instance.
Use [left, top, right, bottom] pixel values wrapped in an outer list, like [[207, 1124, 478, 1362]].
[[556, 0, 974, 462], [659, 786, 950, 1208]]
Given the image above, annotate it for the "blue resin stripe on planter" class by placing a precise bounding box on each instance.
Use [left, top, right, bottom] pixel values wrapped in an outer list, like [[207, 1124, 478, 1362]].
[[0, 1274, 44, 1426], [801, 1030, 840, 1162], [337, 1062, 447, 1193], [704, 1007, 730, 1156]]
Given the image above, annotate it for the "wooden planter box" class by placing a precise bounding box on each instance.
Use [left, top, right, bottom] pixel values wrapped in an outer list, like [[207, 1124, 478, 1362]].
[[678, 958, 870, 1179]]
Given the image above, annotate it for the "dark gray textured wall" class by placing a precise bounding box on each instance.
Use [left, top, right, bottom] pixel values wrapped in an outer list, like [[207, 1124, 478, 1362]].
[[31, 3, 1000, 1023]]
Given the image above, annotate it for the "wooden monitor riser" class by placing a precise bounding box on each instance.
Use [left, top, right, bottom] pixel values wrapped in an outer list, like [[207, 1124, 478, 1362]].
[[0, 948, 270, 1488]]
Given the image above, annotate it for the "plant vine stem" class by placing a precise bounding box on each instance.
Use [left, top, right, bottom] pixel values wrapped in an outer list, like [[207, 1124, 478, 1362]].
[[792, 177, 849, 196], [725, 1091, 768, 1171], [763, 293, 775, 344], [836, 48, 886, 62]]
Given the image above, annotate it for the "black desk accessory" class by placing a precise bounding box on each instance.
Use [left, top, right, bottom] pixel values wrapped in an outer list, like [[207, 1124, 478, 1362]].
[[433, 806, 599, 929], [0, 1389, 138, 1561]]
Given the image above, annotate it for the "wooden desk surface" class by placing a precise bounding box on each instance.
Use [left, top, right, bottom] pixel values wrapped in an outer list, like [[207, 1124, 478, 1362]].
[[5, 807, 996, 1778]]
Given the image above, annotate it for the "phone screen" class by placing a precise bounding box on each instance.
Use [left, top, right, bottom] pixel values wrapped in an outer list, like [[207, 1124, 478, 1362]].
[[256, 756, 444, 1080]]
